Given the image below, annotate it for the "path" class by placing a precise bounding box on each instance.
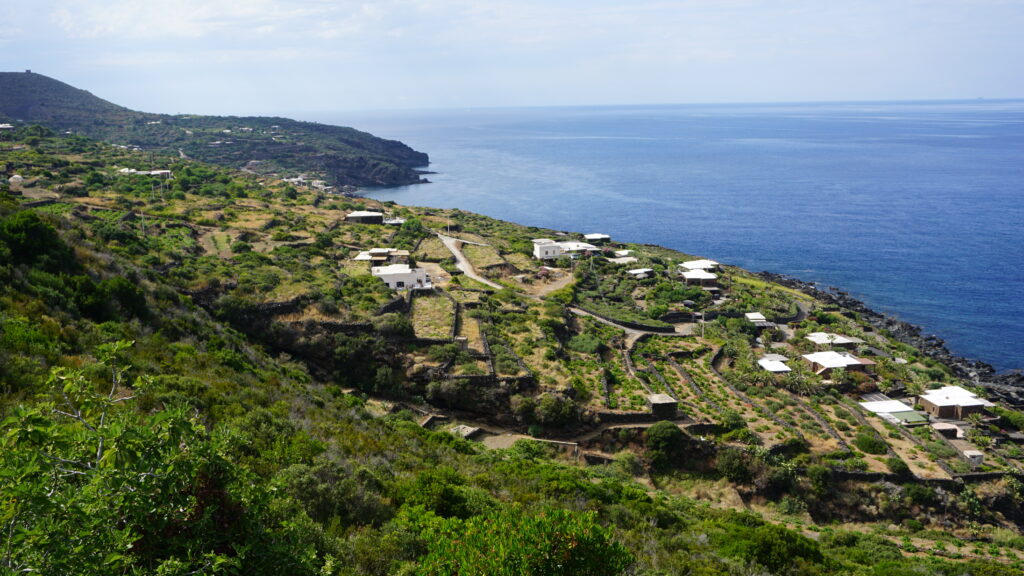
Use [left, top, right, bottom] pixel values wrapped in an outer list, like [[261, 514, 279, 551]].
[[437, 233, 504, 290], [568, 307, 692, 344]]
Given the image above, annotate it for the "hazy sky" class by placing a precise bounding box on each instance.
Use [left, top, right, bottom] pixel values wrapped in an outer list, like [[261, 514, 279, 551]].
[[3, 0, 1023, 115]]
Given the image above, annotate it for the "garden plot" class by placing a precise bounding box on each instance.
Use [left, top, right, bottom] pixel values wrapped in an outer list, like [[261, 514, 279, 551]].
[[411, 293, 455, 340], [681, 351, 798, 446], [462, 243, 506, 270], [414, 236, 451, 262]]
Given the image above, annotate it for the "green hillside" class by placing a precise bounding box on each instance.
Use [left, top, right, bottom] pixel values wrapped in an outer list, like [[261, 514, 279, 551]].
[[2, 127, 1024, 575], [0, 71, 428, 187]]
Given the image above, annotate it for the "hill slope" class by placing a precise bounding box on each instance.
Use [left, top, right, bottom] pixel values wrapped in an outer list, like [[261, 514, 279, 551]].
[[3, 122, 1024, 575], [0, 71, 428, 187]]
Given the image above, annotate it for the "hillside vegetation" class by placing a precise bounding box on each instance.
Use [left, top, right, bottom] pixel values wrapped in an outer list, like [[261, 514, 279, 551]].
[[2, 126, 1024, 575], [0, 71, 428, 187]]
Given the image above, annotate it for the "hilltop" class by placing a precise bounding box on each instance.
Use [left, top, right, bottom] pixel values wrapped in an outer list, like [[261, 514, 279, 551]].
[[2, 126, 1024, 574], [0, 71, 429, 187]]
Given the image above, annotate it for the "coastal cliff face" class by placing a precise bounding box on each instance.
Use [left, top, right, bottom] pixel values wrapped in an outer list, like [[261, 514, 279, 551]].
[[0, 71, 428, 187]]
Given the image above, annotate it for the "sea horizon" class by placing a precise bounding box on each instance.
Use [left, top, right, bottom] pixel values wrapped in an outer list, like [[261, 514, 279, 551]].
[[306, 100, 1024, 372]]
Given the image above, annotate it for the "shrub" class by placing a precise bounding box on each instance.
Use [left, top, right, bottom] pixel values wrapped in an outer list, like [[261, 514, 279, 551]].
[[853, 430, 888, 455]]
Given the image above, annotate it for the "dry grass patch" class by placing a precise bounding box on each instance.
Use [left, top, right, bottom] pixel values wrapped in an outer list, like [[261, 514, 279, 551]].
[[414, 237, 451, 261], [411, 294, 455, 339], [462, 243, 505, 269]]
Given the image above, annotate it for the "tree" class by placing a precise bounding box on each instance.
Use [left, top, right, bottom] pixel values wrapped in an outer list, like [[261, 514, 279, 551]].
[[646, 420, 686, 471]]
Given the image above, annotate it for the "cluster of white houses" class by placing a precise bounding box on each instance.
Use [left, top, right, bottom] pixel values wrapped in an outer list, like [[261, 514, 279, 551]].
[[756, 332, 876, 377]]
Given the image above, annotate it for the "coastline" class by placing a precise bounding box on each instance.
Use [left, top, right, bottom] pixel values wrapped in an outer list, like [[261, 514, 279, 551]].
[[757, 271, 1024, 390]]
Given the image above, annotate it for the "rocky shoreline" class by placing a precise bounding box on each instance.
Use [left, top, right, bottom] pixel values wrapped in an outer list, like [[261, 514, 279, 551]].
[[756, 271, 1023, 391]]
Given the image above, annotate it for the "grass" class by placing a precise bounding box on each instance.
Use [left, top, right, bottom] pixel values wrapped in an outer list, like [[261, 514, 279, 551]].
[[411, 294, 456, 340], [462, 243, 506, 269]]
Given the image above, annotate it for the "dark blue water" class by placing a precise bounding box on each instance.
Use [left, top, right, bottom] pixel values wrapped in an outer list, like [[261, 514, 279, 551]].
[[310, 102, 1024, 371]]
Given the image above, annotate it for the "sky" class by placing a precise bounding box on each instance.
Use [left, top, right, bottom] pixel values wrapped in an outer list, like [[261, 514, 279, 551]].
[[2, 0, 1023, 115]]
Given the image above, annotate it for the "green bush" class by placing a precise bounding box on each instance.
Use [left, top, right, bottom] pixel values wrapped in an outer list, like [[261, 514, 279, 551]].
[[417, 506, 633, 576], [853, 430, 888, 455]]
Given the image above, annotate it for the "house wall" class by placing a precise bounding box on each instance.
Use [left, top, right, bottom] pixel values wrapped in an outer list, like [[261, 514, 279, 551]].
[[919, 398, 956, 419], [376, 269, 429, 290]]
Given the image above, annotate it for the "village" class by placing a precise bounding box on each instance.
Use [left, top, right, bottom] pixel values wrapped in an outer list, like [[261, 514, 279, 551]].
[[331, 204, 1023, 483]]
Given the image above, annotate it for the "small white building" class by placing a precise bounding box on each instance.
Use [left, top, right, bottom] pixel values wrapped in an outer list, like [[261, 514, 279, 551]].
[[626, 268, 654, 279], [345, 210, 384, 224], [680, 259, 719, 271], [745, 312, 767, 323], [371, 264, 431, 290], [681, 269, 717, 286], [558, 241, 599, 253], [532, 239, 564, 260], [805, 332, 863, 347], [963, 450, 984, 467], [918, 385, 995, 420], [583, 233, 611, 243], [801, 350, 872, 375], [757, 355, 792, 373], [613, 249, 633, 258]]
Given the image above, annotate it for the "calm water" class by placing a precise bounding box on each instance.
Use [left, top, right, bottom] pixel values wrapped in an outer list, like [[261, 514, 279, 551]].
[[308, 102, 1024, 371]]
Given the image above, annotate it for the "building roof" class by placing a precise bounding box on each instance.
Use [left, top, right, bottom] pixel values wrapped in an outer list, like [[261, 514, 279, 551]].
[[888, 411, 929, 424], [859, 400, 915, 414], [761, 353, 789, 362], [558, 241, 598, 252], [681, 270, 717, 280], [758, 359, 791, 373], [626, 268, 653, 276], [745, 312, 767, 322], [680, 259, 718, 270], [802, 351, 863, 369], [805, 332, 863, 346], [919, 386, 995, 408], [532, 238, 557, 245], [346, 210, 383, 218], [613, 249, 633, 257], [607, 256, 639, 265], [371, 263, 413, 275], [584, 233, 611, 241], [648, 393, 677, 405]]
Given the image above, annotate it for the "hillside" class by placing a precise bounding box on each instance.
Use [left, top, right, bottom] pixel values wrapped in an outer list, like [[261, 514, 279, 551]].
[[0, 71, 429, 187], [2, 127, 1024, 575]]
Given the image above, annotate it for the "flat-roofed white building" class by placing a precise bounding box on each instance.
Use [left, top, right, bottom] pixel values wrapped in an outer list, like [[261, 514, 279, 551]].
[[757, 355, 791, 373], [680, 259, 719, 271], [345, 210, 384, 224], [584, 233, 611, 243], [802, 350, 872, 376], [626, 268, 654, 279], [532, 238, 563, 260], [918, 386, 995, 420], [371, 264, 431, 290], [558, 241, 599, 253], [805, 332, 863, 347], [681, 269, 717, 286], [353, 247, 409, 263]]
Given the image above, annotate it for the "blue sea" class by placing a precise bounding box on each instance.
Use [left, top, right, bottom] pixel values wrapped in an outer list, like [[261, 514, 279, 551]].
[[308, 101, 1024, 371]]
